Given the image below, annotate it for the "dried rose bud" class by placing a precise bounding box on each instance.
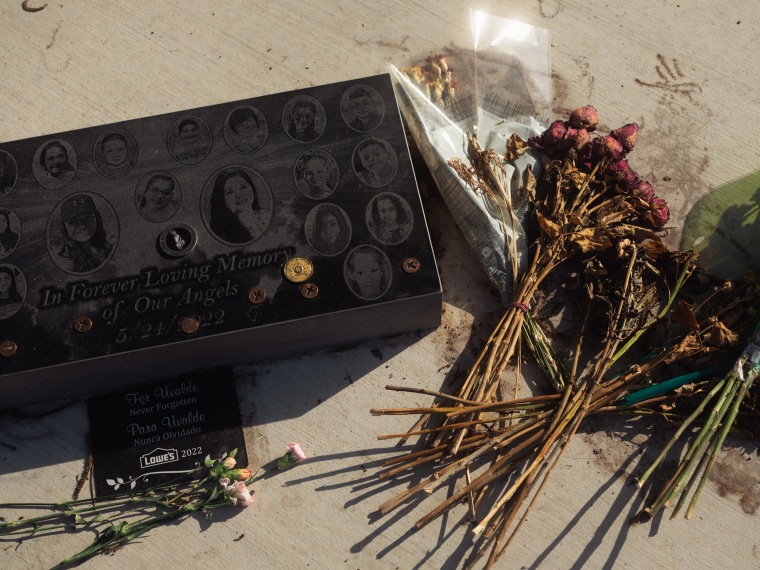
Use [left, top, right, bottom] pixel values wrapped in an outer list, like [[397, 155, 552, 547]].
[[605, 160, 637, 191], [562, 127, 590, 150], [576, 139, 599, 172], [528, 120, 566, 155], [610, 123, 639, 153], [545, 120, 568, 145], [631, 179, 655, 203], [648, 197, 670, 227], [599, 135, 623, 160], [568, 105, 599, 130]]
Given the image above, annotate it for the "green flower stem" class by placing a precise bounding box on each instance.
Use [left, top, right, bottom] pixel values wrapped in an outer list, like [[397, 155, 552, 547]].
[[636, 377, 727, 489], [669, 446, 711, 519], [685, 369, 757, 518], [0, 494, 186, 534], [661, 376, 741, 511]]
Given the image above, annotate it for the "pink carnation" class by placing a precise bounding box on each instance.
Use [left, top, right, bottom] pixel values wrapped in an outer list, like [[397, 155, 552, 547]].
[[287, 442, 307, 462], [225, 480, 254, 507]]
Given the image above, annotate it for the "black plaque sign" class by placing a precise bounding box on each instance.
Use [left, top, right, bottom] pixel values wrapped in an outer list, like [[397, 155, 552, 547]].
[[88, 368, 247, 497], [0, 74, 442, 407]]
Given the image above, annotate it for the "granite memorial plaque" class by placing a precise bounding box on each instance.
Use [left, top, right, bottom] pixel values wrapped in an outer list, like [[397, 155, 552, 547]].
[[88, 367, 247, 497], [0, 74, 442, 407]]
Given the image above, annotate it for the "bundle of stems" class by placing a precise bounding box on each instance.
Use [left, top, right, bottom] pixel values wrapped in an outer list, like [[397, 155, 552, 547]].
[[372, 107, 693, 567], [632, 296, 760, 522], [375, 266, 760, 568]]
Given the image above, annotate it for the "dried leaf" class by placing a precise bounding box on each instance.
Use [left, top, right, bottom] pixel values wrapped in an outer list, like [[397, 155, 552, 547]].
[[583, 259, 608, 278], [609, 224, 662, 243], [640, 240, 673, 260], [671, 300, 700, 330], [664, 334, 703, 363], [537, 213, 561, 238], [703, 316, 740, 347], [597, 209, 630, 227], [506, 133, 529, 162], [570, 227, 612, 252], [522, 164, 537, 201], [568, 171, 588, 189]]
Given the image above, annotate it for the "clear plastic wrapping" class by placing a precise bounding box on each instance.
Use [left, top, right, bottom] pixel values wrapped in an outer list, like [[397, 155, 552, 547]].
[[392, 10, 551, 303]]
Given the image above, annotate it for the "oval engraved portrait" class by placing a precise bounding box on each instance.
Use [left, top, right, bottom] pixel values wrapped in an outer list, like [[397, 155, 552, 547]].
[[352, 138, 397, 188], [282, 95, 326, 143], [201, 166, 274, 246], [294, 150, 339, 200], [0, 208, 22, 259], [344, 245, 392, 301], [33, 139, 78, 189], [0, 263, 26, 320], [135, 171, 182, 223], [366, 192, 413, 245], [167, 115, 212, 165], [46, 192, 119, 276], [224, 105, 268, 154], [341, 84, 385, 133], [0, 150, 19, 199], [305, 203, 352, 257], [93, 129, 138, 179]]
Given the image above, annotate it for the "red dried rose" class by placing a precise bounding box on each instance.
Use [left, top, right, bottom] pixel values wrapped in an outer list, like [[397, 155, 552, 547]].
[[568, 105, 599, 130], [610, 123, 639, 153], [646, 196, 670, 227]]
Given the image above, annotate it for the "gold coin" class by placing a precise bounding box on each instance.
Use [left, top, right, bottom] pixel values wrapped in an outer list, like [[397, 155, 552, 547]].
[[283, 257, 313, 283]]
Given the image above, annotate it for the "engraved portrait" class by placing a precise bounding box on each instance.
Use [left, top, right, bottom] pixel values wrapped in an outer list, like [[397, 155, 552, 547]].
[[305, 203, 352, 257], [0, 263, 26, 320], [366, 192, 413, 245], [202, 166, 273, 246], [46, 193, 119, 275], [33, 139, 77, 189], [341, 84, 384, 132], [135, 171, 181, 223], [282, 95, 326, 143], [167, 116, 212, 165], [344, 245, 392, 301], [0, 208, 21, 259], [294, 150, 339, 200], [352, 138, 397, 188], [93, 129, 138, 179], [224, 105, 268, 154], [0, 150, 18, 199]]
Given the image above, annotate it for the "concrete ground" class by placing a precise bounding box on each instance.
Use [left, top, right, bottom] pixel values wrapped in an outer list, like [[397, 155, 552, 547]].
[[1, 1, 759, 568]]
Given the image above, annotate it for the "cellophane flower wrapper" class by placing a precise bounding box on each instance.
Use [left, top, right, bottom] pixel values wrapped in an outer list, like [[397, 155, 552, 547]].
[[391, 9, 552, 303]]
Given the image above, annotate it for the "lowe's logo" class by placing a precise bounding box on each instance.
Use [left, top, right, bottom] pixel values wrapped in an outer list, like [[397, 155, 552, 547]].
[[139, 448, 179, 469]]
